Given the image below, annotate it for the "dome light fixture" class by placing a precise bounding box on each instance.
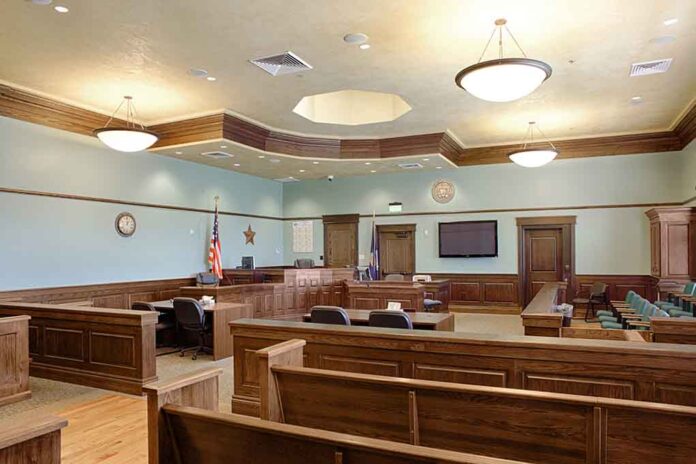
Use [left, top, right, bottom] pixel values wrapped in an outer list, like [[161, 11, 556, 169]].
[[455, 18, 551, 102], [508, 122, 558, 168], [94, 96, 158, 152]]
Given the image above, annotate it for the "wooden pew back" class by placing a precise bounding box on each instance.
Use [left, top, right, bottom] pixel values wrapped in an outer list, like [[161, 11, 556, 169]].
[[258, 339, 696, 464], [0, 414, 67, 464], [144, 368, 530, 464]]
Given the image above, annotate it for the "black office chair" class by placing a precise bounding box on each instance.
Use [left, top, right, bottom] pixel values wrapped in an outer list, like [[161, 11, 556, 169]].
[[172, 298, 211, 360], [310, 306, 351, 325], [196, 272, 220, 288], [294, 259, 315, 269], [368, 310, 413, 329], [132, 301, 176, 348]]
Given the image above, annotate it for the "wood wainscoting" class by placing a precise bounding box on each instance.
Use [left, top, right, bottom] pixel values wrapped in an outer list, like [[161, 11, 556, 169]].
[[575, 274, 657, 302], [0, 315, 31, 406], [428, 274, 519, 308], [0, 277, 196, 309]]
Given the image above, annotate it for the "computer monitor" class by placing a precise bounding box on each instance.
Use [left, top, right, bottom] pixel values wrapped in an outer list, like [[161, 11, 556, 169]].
[[241, 256, 255, 270]]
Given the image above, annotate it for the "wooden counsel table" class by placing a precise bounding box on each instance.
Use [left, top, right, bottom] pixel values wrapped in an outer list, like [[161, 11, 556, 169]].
[[302, 309, 454, 331], [150, 300, 252, 360]]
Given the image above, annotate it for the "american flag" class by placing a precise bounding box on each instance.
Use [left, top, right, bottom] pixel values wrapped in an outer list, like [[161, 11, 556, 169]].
[[208, 204, 223, 279], [368, 213, 379, 280]]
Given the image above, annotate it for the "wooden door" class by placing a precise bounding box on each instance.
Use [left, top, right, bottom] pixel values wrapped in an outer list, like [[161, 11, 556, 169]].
[[523, 228, 564, 304], [323, 215, 358, 268], [377, 224, 416, 278]]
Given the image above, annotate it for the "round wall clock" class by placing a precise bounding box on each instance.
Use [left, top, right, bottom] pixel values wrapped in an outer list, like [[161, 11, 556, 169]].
[[432, 180, 455, 204], [115, 212, 136, 237]]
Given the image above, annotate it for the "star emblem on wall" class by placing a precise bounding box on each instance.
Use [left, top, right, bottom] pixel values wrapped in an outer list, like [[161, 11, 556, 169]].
[[243, 224, 256, 245]]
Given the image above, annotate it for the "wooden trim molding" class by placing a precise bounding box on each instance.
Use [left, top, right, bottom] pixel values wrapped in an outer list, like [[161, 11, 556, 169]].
[[2, 83, 694, 167], [516, 215, 577, 226]]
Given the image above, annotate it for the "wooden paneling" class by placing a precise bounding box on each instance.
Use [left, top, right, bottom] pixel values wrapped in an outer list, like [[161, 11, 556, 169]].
[[0, 414, 67, 464], [0, 302, 157, 395], [344, 281, 425, 311], [576, 275, 657, 303], [377, 224, 416, 278], [230, 318, 696, 414], [0, 316, 31, 407], [520, 282, 565, 337], [257, 347, 696, 464], [0, 277, 196, 310], [323, 214, 359, 268], [652, 317, 696, 346], [429, 274, 519, 307]]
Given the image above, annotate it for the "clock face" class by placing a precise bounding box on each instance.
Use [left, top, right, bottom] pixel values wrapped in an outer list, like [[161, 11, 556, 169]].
[[115, 213, 136, 237]]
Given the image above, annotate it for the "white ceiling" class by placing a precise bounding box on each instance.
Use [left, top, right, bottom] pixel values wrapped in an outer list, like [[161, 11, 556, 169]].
[[1, 0, 694, 147]]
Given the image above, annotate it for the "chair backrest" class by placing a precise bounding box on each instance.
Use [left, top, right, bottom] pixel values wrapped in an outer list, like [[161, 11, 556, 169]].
[[173, 298, 205, 329], [131, 301, 156, 312], [310, 306, 351, 325], [412, 274, 432, 283], [589, 282, 607, 297], [654, 309, 669, 318], [686, 282, 696, 295], [368, 310, 413, 329], [294, 259, 315, 269], [623, 290, 636, 304], [384, 274, 405, 282], [642, 304, 659, 321], [196, 272, 220, 287]]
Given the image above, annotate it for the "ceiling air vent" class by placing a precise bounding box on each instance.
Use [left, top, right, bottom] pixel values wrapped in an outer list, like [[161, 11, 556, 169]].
[[201, 151, 234, 160], [398, 162, 424, 170], [250, 51, 313, 76], [274, 177, 300, 183], [629, 58, 673, 77]]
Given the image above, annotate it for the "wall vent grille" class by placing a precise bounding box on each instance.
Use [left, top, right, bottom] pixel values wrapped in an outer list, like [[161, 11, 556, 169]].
[[250, 51, 313, 76], [629, 58, 673, 77], [201, 151, 234, 159], [274, 177, 300, 183], [398, 162, 424, 169]]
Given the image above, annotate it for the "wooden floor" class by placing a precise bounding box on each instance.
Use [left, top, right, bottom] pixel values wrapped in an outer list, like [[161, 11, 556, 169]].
[[59, 395, 148, 464]]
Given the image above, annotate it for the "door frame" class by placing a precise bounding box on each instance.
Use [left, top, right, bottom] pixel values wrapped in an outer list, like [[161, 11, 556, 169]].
[[322, 214, 359, 267], [517, 216, 576, 305], [376, 223, 417, 279]]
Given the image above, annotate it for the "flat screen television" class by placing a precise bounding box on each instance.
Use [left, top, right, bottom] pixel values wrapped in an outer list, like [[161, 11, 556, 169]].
[[438, 220, 498, 258]]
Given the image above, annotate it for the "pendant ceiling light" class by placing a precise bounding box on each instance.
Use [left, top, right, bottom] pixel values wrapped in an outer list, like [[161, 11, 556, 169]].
[[455, 19, 551, 102], [508, 122, 558, 168], [93, 96, 158, 152]]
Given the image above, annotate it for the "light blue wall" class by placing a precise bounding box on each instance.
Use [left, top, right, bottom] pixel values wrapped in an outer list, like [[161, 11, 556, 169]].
[[0, 116, 284, 290], [283, 152, 685, 274]]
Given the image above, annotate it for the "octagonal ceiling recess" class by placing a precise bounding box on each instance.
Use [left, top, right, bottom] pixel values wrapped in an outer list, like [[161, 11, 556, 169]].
[[293, 90, 412, 126]]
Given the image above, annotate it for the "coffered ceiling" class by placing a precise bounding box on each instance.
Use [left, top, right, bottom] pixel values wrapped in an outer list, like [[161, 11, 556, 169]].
[[1, 0, 694, 146]]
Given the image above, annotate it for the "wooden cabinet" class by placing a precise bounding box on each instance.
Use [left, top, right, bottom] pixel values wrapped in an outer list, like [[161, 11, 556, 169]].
[[646, 207, 696, 297]]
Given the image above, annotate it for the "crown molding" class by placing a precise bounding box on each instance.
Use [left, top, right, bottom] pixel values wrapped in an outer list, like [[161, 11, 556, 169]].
[[1, 83, 694, 167]]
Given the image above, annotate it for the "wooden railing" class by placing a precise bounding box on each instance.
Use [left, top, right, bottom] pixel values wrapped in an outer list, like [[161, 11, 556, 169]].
[[0, 315, 31, 406], [520, 282, 566, 336], [0, 302, 157, 394]]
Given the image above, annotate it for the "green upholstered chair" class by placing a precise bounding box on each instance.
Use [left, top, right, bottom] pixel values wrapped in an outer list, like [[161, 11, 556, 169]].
[[597, 290, 637, 317], [599, 298, 649, 328], [598, 296, 646, 323], [626, 306, 666, 331], [655, 282, 695, 309], [601, 304, 657, 330], [668, 299, 695, 318]]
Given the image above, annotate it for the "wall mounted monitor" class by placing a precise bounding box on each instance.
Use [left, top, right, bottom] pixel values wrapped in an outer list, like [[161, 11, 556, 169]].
[[438, 220, 498, 258]]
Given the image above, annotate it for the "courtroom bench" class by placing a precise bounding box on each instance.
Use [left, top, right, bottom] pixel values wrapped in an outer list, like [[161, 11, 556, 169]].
[[0, 414, 67, 464], [229, 318, 696, 414], [651, 317, 696, 345], [0, 315, 31, 406], [143, 369, 528, 464], [0, 302, 157, 395], [254, 339, 696, 464]]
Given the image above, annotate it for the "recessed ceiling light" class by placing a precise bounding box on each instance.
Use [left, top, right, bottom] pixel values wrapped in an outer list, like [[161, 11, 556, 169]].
[[206, 76, 217, 82], [370, 170, 377, 173], [233, 163, 240, 167], [312, 161, 319, 165], [258, 155, 265, 159], [269, 159, 281, 164], [435, 166, 443, 169], [663, 18, 678, 26], [299, 169, 306, 173], [422, 158, 430, 161], [175, 151, 183, 155], [343, 33, 369, 45], [53, 5, 69, 13], [220, 145, 227, 148], [364, 162, 372, 165], [359, 43, 371, 50], [188, 68, 208, 78], [631, 96, 642, 101]]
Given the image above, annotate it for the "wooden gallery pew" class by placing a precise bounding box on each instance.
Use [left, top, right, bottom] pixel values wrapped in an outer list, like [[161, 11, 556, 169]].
[[0, 302, 157, 395], [229, 319, 696, 415], [255, 339, 696, 464], [0, 315, 31, 406], [143, 369, 529, 464], [0, 414, 67, 464], [651, 317, 696, 345]]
